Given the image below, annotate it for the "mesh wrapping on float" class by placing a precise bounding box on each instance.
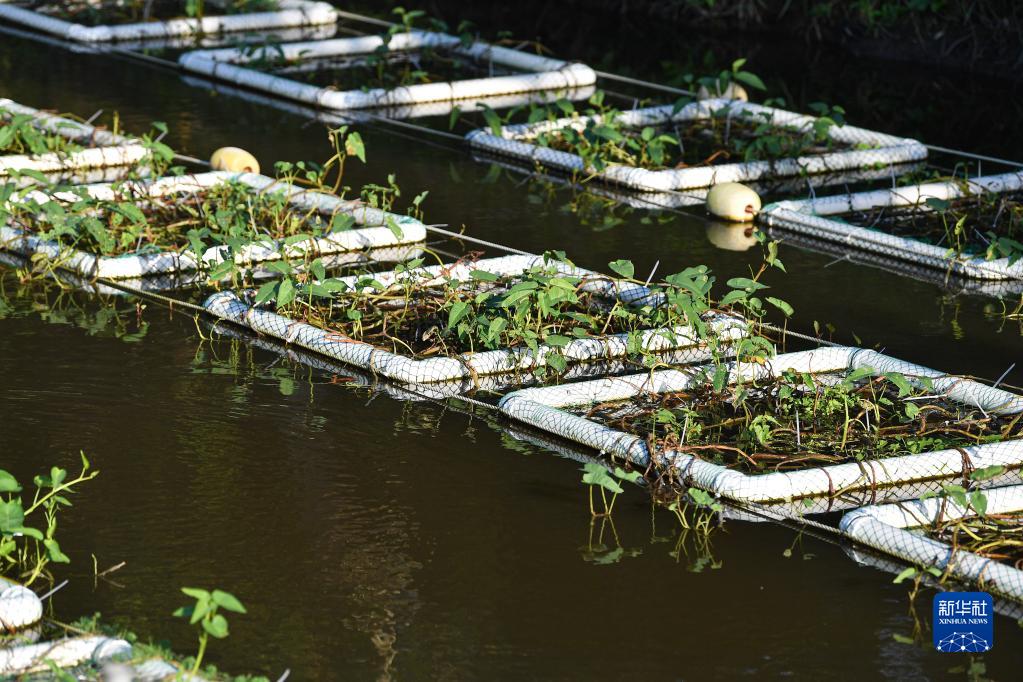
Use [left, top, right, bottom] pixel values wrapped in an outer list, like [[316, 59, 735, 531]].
[[841, 484, 1023, 603], [178, 30, 598, 111], [202, 254, 748, 386], [0, 171, 427, 280], [467, 99, 927, 191], [498, 347, 1023, 504], [0, 0, 337, 43], [0, 98, 148, 175], [759, 171, 1023, 281]]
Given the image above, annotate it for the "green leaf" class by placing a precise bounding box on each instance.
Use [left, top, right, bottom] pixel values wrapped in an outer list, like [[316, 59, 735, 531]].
[[580, 462, 624, 494], [44, 538, 70, 563], [970, 465, 1005, 482], [203, 613, 230, 639], [970, 491, 988, 516], [733, 70, 766, 91], [481, 106, 503, 137], [608, 259, 635, 279], [0, 470, 21, 493], [0, 499, 25, 532], [446, 301, 470, 329], [544, 334, 572, 348], [211, 590, 247, 614], [279, 377, 295, 396], [253, 280, 278, 305], [892, 634, 916, 645], [766, 297, 794, 317], [883, 372, 913, 397], [469, 269, 500, 282], [276, 278, 296, 307], [726, 277, 769, 292], [344, 132, 366, 163], [892, 567, 918, 584]]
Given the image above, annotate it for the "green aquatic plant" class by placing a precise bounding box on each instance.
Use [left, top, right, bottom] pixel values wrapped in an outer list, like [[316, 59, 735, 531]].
[[581, 369, 1022, 478], [852, 186, 1023, 264], [173, 587, 247, 674], [0, 452, 97, 585], [250, 247, 776, 380], [0, 109, 83, 156], [580, 461, 642, 517]]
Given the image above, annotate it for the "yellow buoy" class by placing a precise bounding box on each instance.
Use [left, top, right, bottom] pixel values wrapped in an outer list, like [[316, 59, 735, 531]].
[[706, 182, 761, 222], [706, 221, 758, 252], [210, 146, 260, 174], [697, 81, 748, 102]]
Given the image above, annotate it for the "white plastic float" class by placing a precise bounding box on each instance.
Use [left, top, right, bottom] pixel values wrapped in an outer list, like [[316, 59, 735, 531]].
[[202, 254, 747, 386], [759, 171, 1023, 281], [841, 484, 1023, 603], [467, 99, 927, 191], [0, 635, 130, 676], [0, 579, 42, 632], [178, 30, 597, 110], [0, 171, 427, 279], [0, 0, 338, 43], [498, 347, 1023, 504], [1, 98, 148, 176]]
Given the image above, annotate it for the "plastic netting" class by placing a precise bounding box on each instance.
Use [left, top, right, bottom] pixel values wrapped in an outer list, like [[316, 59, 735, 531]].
[[201, 254, 748, 387], [0, 97, 148, 175], [841, 484, 1023, 603], [467, 99, 927, 192], [767, 229, 1023, 299], [0, 0, 337, 43], [759, 171, 1023, 281], [178, 30, 598, 111], [0, 171, 427, 280], [498, 347, 1023, 504]]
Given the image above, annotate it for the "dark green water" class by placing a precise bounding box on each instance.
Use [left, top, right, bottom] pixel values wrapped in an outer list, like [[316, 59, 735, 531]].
[[2, 7, 1023, 680]]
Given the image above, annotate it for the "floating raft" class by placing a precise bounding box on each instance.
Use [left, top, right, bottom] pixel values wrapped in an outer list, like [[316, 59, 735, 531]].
[[0, 98, 148, 176], [178, 29, 597, 110], [0, 171, 427, 280], [467, 99, 928, 191], [759, 171, 1023, 281], [0, 0, 338, 43], [202, 254, 746, 387], [498, 347, 1023, 503]]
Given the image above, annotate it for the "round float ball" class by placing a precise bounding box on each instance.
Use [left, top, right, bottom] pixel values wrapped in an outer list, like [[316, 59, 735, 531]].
[[706, 182, 761, 222], [0, 585, 43, 631], [697, 82, 748, 101], [210, 147, 260, 174], [706, 221, 758, 252]]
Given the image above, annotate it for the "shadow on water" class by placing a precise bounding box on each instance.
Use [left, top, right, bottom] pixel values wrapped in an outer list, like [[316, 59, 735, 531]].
[[2, 9, 1023, 679]]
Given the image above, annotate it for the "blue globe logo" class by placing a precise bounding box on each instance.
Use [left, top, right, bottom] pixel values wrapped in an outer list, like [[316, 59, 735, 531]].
[[936, 632, 991, 653]]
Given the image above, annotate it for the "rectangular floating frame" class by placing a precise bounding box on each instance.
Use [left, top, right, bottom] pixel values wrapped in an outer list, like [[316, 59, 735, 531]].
[[467, 99, 928, 192], [841, 485, 1023, 603], [1, 98, 148, 175], [0, 171, 427, 279], [178, 30, 597, 110], [0, 0, 338, 43], [202, 254, 747, 386], [498, 346, 1023, 505], [759, 171, 1023, 281]]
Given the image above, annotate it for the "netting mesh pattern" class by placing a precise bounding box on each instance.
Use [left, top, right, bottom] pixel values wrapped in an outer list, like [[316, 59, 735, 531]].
[[768, 229, 1023, 299], [0, 98, 148, 175], [498, 347, 1023, 504], [178, 30, 598, 111], [0, 0, 337, 43], [467, 99, 927, 192], [841, 485, 1023, 603], [759, 171, 1023, 281], [0, 171, 427, 280], [201, 254, 746, 386]]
